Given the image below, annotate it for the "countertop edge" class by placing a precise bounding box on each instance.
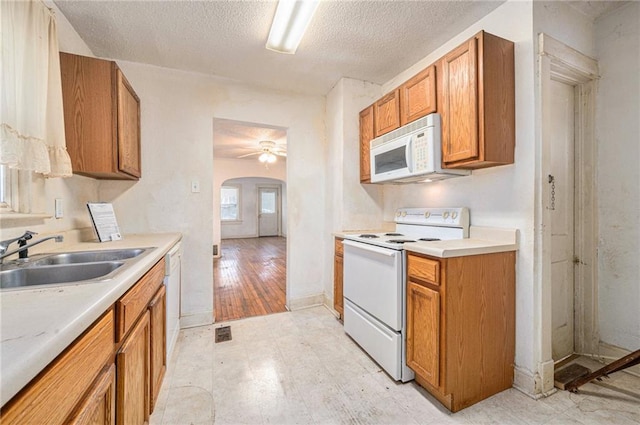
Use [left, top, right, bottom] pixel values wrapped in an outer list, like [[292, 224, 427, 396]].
[[0, 232, 182, 407], [404, 241, 518, 258]]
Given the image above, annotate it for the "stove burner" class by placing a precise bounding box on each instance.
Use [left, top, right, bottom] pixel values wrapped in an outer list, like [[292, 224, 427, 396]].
[[359, 234, 379, 239], [387, 239, 416, 244], [418, 238, 441, 242], [385, 233, 404, 236]]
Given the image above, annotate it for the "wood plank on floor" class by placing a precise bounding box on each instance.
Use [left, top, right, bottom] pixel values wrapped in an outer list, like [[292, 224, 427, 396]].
[[214, 237, 287, 322]]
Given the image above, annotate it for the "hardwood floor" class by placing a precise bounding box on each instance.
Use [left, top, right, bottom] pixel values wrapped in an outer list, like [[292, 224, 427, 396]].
[[214, 237, 287, 322]]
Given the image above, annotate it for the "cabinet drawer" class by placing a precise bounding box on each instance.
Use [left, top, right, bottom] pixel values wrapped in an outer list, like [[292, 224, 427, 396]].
[[335, 238, 344, 257], [116, 258, 165, 342], [408, 255, 440, 286], [1, 310, 114, 425]]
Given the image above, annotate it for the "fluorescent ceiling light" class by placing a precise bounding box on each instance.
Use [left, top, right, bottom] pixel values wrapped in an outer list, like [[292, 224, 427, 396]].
[[266, 0, 319, 54]]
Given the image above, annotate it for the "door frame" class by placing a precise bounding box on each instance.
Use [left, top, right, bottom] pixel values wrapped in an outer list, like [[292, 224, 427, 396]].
[[257, 184, 281, 237], [535, 33, 599, 393]]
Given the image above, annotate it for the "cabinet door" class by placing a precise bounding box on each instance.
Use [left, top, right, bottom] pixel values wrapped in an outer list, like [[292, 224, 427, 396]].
[[60, 52, 115, 176], [117, 69, 141, 178], [0, 311, 114, 425], [149, 285, 167, 413], [400, 65, 436, 125], [359, 105, 374, 183], [117, 311, 150, 425], [440, 37, 479, 164], [333, 253, 344, 319], [374, 89, 400, 137], [406, 281, 440, 388], [67, 364, 116, 425]]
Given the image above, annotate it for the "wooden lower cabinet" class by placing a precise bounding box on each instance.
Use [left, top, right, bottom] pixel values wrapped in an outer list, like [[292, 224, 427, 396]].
[[0, 311, 114, 425], [149, 285, 167, 412], [0, 258, 168, 425], [67, 364, 116, 425], [406, 251, 516, 412], [333, 238, 344, 319], [117, 311, 151, 425], [406, 281, 440, 388]]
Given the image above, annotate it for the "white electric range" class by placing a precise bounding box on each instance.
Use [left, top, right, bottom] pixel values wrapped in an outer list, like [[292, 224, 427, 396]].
[[341, 207, 469, 382]]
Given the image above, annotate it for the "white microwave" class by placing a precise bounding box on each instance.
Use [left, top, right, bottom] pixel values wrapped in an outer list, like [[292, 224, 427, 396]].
[[369, 113, 469, 183]]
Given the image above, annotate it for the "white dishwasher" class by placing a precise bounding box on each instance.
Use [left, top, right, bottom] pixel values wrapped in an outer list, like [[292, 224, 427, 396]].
[[164, 242, 181, 364]]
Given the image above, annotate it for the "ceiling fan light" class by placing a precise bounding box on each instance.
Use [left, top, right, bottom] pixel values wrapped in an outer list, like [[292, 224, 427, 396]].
[[267, 153, 277, 163], [259, 152, 270, 163], [266, 0, 319, 54]]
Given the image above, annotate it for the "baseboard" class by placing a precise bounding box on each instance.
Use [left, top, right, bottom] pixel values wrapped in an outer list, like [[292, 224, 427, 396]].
[[513, 367, 540, 399], [323, 293, 340, 318], [180, 311, 214, 328], [287, 293, 324, 311], [594, 342, 640, 377]]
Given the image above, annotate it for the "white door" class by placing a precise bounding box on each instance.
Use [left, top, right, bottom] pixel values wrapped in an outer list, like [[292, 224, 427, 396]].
[[258, 186, 279, 237], [550, 79, 576, 361]]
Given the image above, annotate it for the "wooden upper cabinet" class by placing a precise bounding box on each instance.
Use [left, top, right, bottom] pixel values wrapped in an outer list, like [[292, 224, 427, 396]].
[[438, 31, 515, 169], [374, 89, 400, 137], [400, 65, 437, 126], [359, 105, 374, 183], [60, 52, 141, 180]]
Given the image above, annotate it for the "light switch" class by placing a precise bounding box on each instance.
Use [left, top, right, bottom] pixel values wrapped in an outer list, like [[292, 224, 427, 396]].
[[55, 198, 63, 218], [191, 180, 200, 193]]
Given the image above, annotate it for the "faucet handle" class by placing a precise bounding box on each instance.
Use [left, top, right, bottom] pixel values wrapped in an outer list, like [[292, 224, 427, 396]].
[[18, 231, 37, 246]]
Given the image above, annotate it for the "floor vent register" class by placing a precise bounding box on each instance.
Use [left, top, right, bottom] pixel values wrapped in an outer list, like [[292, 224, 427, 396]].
[[215, 326, 232, 343]]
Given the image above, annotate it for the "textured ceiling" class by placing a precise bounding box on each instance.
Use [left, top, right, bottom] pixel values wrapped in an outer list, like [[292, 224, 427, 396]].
[[54, 0, 504, 96], [213, 119, 287, 159], [566, 1, 630, 20]]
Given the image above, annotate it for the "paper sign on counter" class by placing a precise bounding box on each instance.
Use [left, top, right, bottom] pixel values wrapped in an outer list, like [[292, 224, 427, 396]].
[[87, 203, 122, 242]]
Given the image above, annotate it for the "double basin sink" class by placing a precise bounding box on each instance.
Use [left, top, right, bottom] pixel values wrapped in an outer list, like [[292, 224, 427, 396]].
[[0, 248, 152, 290]]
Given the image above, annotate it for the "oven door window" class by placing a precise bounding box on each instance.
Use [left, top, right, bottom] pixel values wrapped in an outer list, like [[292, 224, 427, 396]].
[[375, 146, 408, 174]]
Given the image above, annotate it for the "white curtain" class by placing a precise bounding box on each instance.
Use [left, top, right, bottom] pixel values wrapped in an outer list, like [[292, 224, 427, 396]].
[[0, 0, 72, 177]]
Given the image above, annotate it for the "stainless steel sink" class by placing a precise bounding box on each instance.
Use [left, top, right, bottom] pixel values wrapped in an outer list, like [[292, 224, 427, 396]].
[[0, 262, 124, 289], [0, 247, 155, 290], [28, 248, 147, 266]]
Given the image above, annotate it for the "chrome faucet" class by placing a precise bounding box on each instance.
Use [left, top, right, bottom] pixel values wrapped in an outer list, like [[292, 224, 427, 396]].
[[0, 231, 37, 256], [0, 233, 64, 264]]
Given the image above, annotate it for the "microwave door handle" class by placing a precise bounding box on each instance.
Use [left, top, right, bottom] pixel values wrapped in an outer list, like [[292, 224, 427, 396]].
[[406, 136, 413, 173]]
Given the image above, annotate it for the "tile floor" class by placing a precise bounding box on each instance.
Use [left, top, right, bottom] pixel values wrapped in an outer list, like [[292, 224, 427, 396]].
[[150, 306, 640, 425]]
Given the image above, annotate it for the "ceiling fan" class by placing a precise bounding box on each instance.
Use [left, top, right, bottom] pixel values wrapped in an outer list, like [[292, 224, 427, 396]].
[[237, 140, 287, 163]]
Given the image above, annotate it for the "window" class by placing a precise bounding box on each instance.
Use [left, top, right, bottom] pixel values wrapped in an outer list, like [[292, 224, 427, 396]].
[[0, 165, 15, 212], [221, 185, 241, 221]]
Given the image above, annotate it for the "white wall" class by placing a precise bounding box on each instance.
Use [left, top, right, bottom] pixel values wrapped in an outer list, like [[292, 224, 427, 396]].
[[213, 157, 287, 247], [99, 64, 326, 324], [378, 0, 538, 392], [2, 2, 98, 245], [595, 2, 640, 351], [325, 78, 385, 301], [220, 177, 286, 239]]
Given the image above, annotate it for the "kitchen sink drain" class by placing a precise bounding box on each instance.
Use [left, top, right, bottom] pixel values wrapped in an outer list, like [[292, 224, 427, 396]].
[[215, 325, 232, 343]]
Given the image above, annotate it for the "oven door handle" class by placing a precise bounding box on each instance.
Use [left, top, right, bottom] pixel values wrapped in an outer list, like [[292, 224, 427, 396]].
[[343, 240, 397, 257]]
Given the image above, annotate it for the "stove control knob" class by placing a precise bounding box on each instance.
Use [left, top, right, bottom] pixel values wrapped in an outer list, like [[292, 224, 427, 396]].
[[452, 211, 458, 219], [443, 211, 450, 219], [396, 211, 401, 217], [401, 211, 407, 217], [424, 211, 431, 218]]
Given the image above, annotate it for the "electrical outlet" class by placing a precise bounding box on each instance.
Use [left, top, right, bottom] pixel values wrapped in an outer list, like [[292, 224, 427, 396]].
[[55, 198, 63, 219], [191, 180, 200, 193]]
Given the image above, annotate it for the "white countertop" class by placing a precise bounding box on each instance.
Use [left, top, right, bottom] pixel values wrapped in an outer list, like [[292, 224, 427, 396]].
[[334, 226, 518, 258], [0, 233, 182, 407]]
